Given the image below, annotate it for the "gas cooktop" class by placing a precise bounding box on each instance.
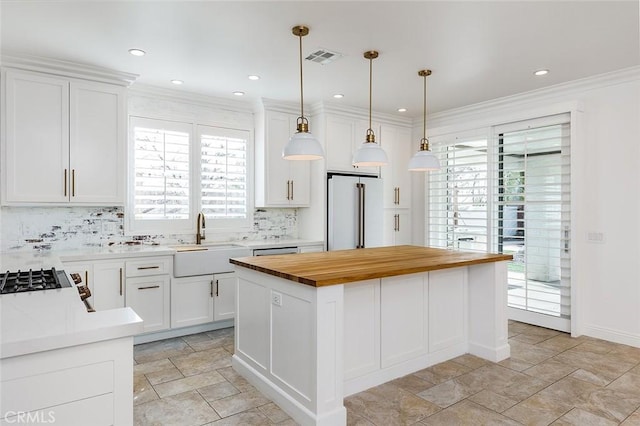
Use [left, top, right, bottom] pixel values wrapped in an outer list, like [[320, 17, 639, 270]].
[[0, 268, 72, 294]]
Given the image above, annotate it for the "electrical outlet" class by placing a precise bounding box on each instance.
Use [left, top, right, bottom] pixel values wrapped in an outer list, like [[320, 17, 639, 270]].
[[272, 291, 283, 307]]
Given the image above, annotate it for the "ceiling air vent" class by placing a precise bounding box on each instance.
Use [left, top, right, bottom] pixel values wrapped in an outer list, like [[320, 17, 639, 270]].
[[305, 48, 342, 65]]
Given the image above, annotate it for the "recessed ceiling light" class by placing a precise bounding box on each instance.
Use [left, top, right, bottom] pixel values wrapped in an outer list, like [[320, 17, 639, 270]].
[[233, 91, 245, 96], [397, 108, 408, 112], [248, 75, 260, 81], [333, 94, 344, 99], [534, 69, 549, 76], [128, 48, 146, 57], [171, 79, 183, 85]]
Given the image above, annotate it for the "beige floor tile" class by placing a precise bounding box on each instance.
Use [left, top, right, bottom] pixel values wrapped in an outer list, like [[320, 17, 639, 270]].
[[535, 376, 600, 407], [170, 346, 232, 376], [509, 339, 558, 365], [498, 357, 535, 372], [412, 360, 472, 384], [345, 382, 441, 425], [134, 337, 195, 363], [153, 370, 227, 398], [536, 334, 583, 352], [523, 359, 577, 384], [621, 409, 640, 425], [451, 354, 490, 370], [551, 407, 619, 426], [258, 402, 291, 423], [208, 389, 271, 418], [134, 358, 174, 375], [145, 366, 184, 385], [569, 368, 614, 386], [503, 394, 571, 426], [389, 374, 435, 395], [217, 366, 256, 392], [134, 390, 220, 426], [511, 332, 555, 345], [421, 400, 520, 425], [554, 348, 636, 382], [205, 407, 272, 425], [417, 378, 481, 408], [188, 334, 234, 351], [607, 371, 640, 394], [198, 381, 241, 403], [274, 419, 300, 426], [492, 375, 550, 402], [577, 388, 640, 423], [133, 374, 159, 406], [346, 411, 376, 426], [468, 389, 518, 413], [455, 364, 528, 394]]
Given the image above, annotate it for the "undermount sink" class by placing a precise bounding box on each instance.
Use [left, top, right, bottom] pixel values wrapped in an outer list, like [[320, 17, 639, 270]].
[[172, 243, 251, 277]]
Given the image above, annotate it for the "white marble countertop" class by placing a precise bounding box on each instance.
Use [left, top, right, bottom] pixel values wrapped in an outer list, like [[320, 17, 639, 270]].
[[0, 252, 143, 359]]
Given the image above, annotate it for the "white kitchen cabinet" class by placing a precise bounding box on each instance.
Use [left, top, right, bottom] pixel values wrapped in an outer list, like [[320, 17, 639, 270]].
[[343, 280, 380, 380], [383, 209, 412, 246], [213, 272, 236, 322], [325, 114, 379, 175], [171, 275, 215, 328], [255, 110, 310, 207], [429, 268, 466, 353], [298, 244, 324, 253], [92, 261, 125, 311], [2, 69, 125, 205], [126, 275, 171, 333], [171, 272, 237, 327], [380, 124, 412, 209]]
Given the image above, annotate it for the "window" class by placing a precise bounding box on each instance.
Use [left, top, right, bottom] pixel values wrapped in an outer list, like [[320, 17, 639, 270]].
[[128, 117, 252, 234]]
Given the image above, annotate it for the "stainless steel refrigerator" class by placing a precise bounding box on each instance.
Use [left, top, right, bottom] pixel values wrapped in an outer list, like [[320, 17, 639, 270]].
[[327, 173, 384, 250]]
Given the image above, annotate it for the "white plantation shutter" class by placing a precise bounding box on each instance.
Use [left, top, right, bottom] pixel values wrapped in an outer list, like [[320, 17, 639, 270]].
[[428, 130, 489, 252], [132, 118, 191, 221], [199, 126, 249, 221], [494, 114, 571, 329]]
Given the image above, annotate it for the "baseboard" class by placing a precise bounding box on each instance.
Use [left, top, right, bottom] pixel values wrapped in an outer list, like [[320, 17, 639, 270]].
[[581, 324, 640, 348], [232, 355, 346, 426], [468, 341, 511, 362], [133, 320, 234, 344]]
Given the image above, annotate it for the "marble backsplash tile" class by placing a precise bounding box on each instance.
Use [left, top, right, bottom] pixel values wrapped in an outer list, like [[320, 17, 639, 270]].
[[0, 207, 298, 252]]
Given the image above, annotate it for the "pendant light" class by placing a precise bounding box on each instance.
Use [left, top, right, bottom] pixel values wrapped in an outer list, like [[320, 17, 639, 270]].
[[352, 51, 388, 167], [282, 25, 324, 161], [408, 69, 440, 171]]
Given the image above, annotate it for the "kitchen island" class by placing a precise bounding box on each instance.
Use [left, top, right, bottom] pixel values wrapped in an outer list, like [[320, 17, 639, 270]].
[[230, 245, 512, 426]]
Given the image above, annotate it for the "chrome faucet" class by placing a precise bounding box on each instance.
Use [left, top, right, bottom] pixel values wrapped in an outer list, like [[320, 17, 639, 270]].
[[196, 212, 206, 244]]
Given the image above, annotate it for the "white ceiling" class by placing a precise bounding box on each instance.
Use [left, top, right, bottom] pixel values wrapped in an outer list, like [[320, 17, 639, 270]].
[[1, 1, 638, 117]]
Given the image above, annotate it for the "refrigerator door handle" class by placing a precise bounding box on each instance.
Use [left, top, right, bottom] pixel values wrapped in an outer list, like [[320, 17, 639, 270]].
[[361, 183, 366, 247], [356, 183, 365, 248]]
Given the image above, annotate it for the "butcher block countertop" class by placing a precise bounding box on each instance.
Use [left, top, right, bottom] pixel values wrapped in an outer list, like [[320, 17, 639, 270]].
[[230, 245, 513, 287]]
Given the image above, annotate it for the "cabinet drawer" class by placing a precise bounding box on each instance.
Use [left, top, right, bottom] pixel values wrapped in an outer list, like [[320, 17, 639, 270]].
[[126, 256, 172, 277]]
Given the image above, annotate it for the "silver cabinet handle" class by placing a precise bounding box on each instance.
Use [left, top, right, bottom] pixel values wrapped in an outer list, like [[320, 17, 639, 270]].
[[138, 285, 160, 290], [210, 280, 214, 298], [137, 266, 160, 270], [64, 169, 68, 197], [71, 169, 76, 197], [286, 180, 290, 200], [290, 180, 294, 200]]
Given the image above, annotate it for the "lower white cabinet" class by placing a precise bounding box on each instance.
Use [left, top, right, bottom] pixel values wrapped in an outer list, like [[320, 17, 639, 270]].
[[171, 272, 237, 328], [429, 268, 466, 353], [126, 275, 171, 333], [213, 272, 236, 322], [384, 209, 412, 246], [92, 261, 125, 311], [171, 275, 215, 328], [298, 244, 325, 253]]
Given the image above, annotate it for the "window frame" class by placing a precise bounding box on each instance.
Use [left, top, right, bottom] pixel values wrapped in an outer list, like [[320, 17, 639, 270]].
[[126, 115, 254, 236]]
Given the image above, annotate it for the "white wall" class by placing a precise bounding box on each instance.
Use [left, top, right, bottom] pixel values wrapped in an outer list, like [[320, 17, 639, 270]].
[[416, 66, 640, 346]]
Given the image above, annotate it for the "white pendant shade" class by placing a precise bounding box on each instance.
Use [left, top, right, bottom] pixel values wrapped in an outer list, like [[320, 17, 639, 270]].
[[353, 141, 389, 167], [282, 131, 324, 160], [408, 149, 440, 171]]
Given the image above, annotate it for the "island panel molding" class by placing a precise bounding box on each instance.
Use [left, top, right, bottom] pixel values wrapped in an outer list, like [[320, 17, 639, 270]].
[[230, 245, 512, 286]]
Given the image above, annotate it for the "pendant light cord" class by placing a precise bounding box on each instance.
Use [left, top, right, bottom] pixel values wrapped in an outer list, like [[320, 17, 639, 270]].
[[299, 33, 304, 119], [423, 73, 427, 140], [368, 56, 373, 131]]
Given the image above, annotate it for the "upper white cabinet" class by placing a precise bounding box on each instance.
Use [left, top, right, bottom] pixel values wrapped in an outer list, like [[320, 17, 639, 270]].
[[380, 124, 412, 209], [325, 114, 379, 176], [255, 109, 310, 207], [2, 69, 125, 205]]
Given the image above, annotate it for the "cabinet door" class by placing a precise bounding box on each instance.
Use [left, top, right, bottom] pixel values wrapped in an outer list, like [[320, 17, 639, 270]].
[[213, 272, 236, 322], [264, 111, 294, 206], [4, 70, 69, 203], [126, 275, 171, 333], [69, 81, 124, 204], [343, 279, 380, 380], [325, 115, 356, 172], [298, 244, 324, 253], [171, 276, 214, 328], [380, 274, 428, 368], [380, 124, 412, 209], [383, 209, 412, 246], [429, 268, 466, 353], [92, 261, 125, 310], [63, 261, 94, 304]]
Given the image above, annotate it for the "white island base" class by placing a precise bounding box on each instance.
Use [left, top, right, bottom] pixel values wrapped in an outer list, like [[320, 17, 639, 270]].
[[232, 258, 510, 426]]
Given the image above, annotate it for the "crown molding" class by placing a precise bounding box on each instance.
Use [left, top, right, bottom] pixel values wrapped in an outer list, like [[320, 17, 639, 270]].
[[129, 83, 255, 114], [1, 52, 138, 86], [310, 101, 413, 127], [428, 65, 640, 128]]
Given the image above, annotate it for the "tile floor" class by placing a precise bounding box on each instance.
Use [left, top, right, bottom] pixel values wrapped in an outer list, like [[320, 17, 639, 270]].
[[133, 321, 640, 425]]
